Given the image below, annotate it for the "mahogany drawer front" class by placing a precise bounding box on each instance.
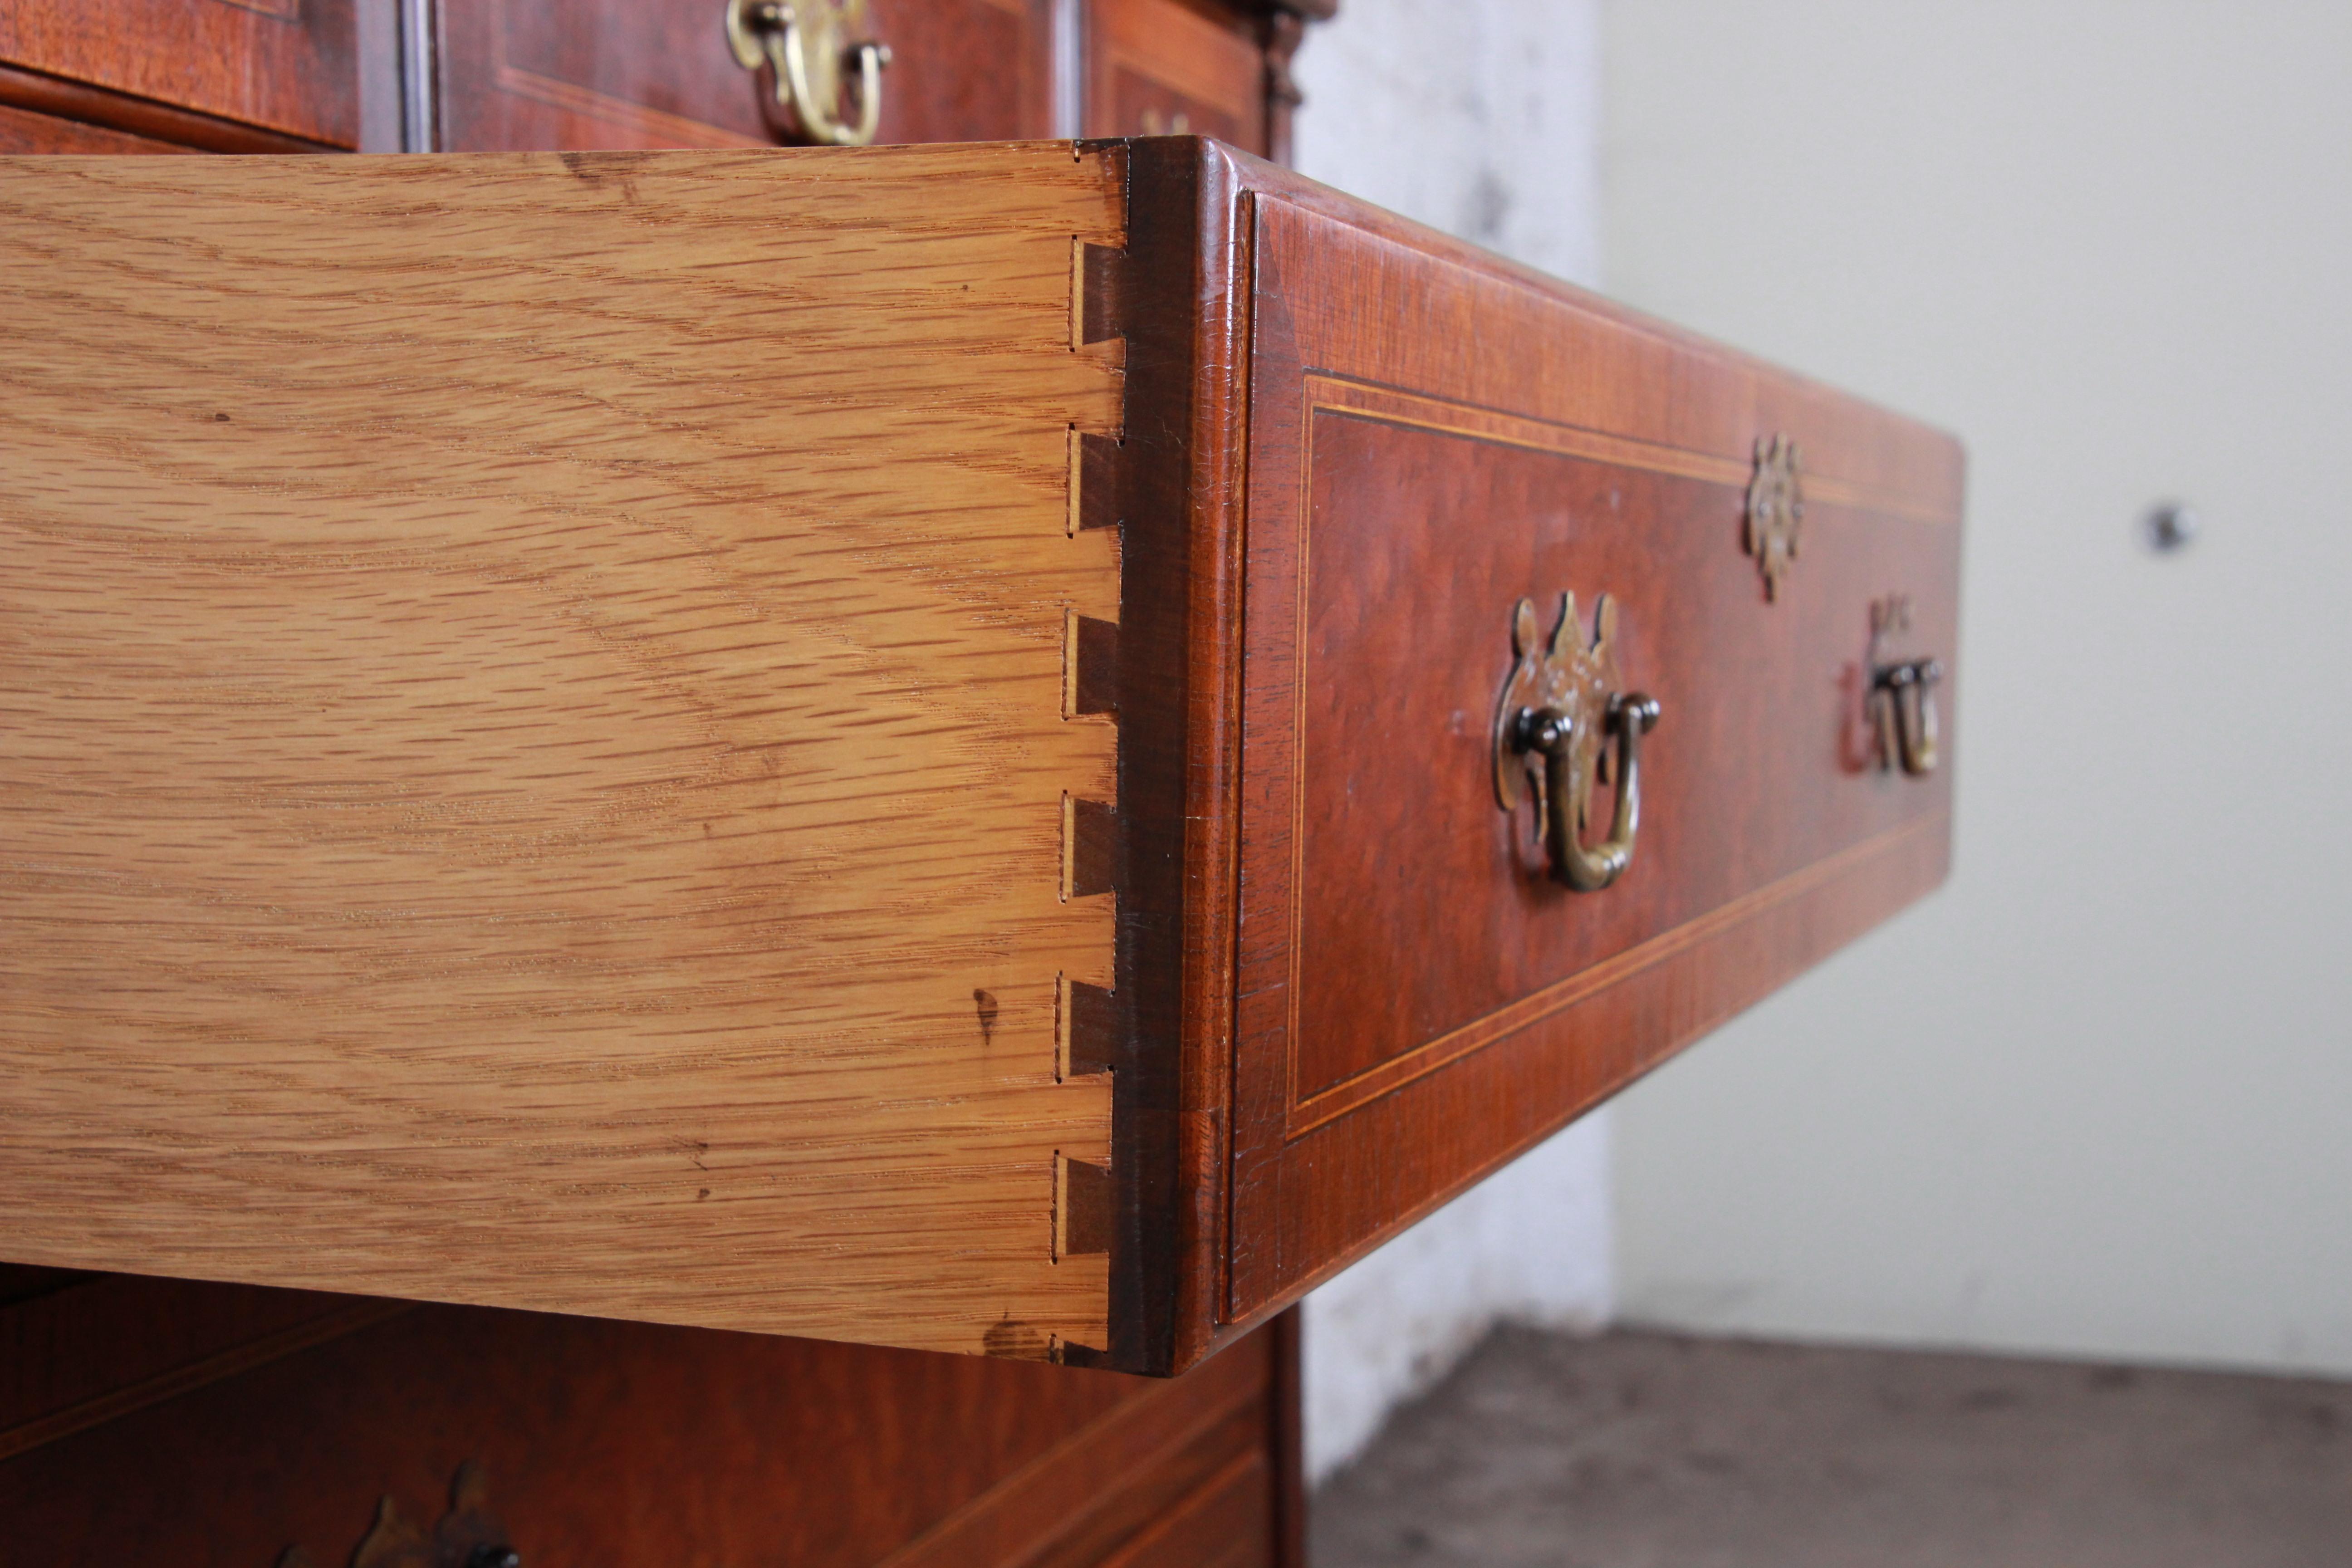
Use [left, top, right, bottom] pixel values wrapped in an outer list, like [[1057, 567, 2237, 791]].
[[0, 1265, 1295, 1566], [0, 0, 1284, 158], [1217, 193, 1961, 1320], [0, 0, 358, 147], [1100, 141, 1960, 1364], [433, 0, 1298, 157], [0, 138, 1956, 1377], [438, 0, 1057, 152]]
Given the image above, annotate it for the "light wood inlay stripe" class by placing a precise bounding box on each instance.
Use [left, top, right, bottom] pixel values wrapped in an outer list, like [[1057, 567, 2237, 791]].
[[0, 1298, 412, 1464], [1308, 375, 1961, 526], [1285, 813, 1946, 1137]]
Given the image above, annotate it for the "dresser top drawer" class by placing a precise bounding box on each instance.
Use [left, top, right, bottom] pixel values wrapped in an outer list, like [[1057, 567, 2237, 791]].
[[0, 138, 1959, 1374]]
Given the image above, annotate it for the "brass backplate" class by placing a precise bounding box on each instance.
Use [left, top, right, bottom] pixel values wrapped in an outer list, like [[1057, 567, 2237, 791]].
[[1492, 592, 1623, 835], [1744, 432, 1804, 601]]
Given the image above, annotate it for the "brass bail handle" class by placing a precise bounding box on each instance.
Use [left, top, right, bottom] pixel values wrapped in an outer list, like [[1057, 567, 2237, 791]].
[[1874, 656, 1941, 776], [1491, 593, 1664, 893], [726, 0, 892, 147], [1514, 693, 1661, 892]]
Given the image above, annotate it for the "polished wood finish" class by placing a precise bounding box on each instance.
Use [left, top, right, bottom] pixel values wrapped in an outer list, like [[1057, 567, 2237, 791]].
[[434, 0, 764, 150], [0, 144, 1124, 1358], [1102, 141, 1963, 1366], [0, 98, 191, 154], [0, 0, 1318, 157], [436, 0, 1055, 152], [0, 0, 359, 146], [1105, 135, 1258, 1373], [0, 1264, 1294, 1566], [0, 58, 339, 153], [0, 21, 1344, 1568], [0, 128, 1955, 1378]]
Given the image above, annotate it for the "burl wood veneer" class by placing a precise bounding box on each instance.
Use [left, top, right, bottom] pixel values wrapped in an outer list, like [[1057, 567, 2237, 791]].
[[0, 136, 1961, 1375]]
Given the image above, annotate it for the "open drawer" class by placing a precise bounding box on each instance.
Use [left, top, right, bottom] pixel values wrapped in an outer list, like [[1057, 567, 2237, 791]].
[[0, 138, 1960, 1374]]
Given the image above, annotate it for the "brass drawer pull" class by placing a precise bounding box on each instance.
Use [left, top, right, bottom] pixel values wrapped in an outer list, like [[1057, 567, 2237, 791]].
[[1516, 691, 1662, 892], [1873, 656, 1942, 775], [726, 0, 892, 147], [1493, 594, 1663, 892]]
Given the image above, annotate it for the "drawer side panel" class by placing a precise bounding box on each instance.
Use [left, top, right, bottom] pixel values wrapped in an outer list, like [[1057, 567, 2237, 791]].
[[0, 144, 1124, 1357]]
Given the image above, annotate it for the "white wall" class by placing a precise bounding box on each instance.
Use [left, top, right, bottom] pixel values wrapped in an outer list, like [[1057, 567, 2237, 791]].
[[1289, 0, 1610, 1485], [1604, 3, 2352, 1373]]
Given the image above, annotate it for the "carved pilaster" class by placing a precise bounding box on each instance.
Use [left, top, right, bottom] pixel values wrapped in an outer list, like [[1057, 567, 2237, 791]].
[[1258, 1, 1336, 168]]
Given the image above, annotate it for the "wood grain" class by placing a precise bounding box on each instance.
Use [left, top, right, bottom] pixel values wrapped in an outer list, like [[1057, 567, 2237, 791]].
[[1106, 136, 1257, 1375], [0, 1265, 1294, 1566], [0, 143, 1124, 1357], [0, 130, 1953, 1388], [877, 1318, 1274, 1568]]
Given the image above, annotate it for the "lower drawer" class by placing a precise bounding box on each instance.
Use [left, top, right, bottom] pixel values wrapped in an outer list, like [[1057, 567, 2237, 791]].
[[0, 1265, 1293, 1565], [0, 138, 1959, 1375]]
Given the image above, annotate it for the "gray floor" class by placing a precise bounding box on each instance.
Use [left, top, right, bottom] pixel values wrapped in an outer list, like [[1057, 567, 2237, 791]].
[[1311, 1326, 2352, 1568]]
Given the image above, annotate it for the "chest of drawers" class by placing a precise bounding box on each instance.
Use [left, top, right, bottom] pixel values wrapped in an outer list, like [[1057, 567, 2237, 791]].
[[0, 136, 1959, 1376]]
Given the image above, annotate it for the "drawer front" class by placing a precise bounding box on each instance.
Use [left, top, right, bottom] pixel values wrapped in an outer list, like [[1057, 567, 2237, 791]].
[[0, 1265, 1295, 1566], [0, 0, 357, 147], [0, 139, 1952, 1379], [439, 0, 1054, 150], [1222, 193, 1962, 1316]]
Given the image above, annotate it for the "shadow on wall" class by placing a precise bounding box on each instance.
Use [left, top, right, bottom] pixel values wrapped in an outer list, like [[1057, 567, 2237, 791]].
[[1302, 1123, 1613, 1482]]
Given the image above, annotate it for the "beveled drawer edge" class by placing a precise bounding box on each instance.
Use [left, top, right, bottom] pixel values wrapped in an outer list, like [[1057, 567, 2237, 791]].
[[1095, 137, 1261, 1377], [0, 60, 339, 154]]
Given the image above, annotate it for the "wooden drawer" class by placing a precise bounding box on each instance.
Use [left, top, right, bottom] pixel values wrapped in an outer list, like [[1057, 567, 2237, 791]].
[[0, 137, 1960, 1375], [0, 1264, 1296, 1564], [0, 0, 358, 147], [437, 0, 1056, 152]]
